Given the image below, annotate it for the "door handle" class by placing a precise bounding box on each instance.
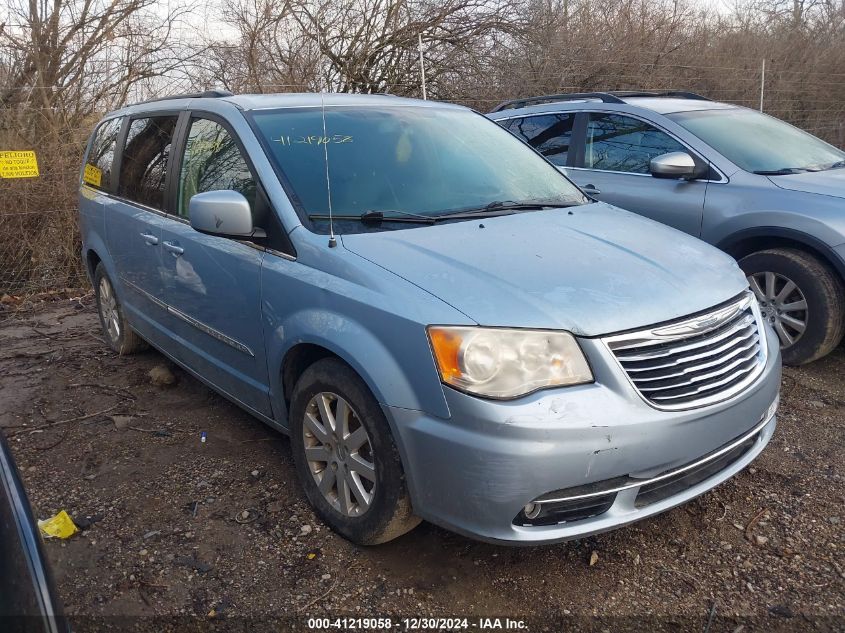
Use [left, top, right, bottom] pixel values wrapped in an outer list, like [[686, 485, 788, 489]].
[[140, 232, 159, 246], [582, 184, 601, 196], [162, 241, 184, 256]]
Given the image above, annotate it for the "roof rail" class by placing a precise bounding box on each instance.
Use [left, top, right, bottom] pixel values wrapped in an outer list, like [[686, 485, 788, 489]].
[[608, 90, 711, 101], [131, 89, 234, 106], [489, 89, 711, 113], [490, 92, 625, 112]]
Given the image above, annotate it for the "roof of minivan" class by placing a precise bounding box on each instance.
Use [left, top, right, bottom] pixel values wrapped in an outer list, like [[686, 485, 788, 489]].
[[223, 92, 461, 111], [113, 92, 464, 116]]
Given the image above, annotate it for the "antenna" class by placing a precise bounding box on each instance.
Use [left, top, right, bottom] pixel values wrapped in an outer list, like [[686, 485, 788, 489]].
[[319, 91, 337, 248]]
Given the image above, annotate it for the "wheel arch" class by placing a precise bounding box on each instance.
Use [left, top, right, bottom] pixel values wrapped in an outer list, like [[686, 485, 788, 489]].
[[268, 314, 449, 428], [717, 227, 845, 283], [85, 248, 103, 282], [281, 343, 339, 408]]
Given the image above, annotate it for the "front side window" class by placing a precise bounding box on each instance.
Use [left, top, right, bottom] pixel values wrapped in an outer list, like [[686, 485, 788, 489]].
[[251, 106, 586, 234], [118, 116, 179, 209], [668, 108, 845, 174], [585, 113, 686, 174], [177, 118, 256, 219], [83, 117, 122, 190], [501, 114, 575, 166]]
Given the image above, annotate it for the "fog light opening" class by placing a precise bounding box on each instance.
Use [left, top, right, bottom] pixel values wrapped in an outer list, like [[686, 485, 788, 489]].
[[523, 502, 542, 519]]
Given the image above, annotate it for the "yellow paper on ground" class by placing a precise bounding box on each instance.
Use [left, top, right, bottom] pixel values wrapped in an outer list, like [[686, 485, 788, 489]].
[[38, 510, 78, 539], [0, 151, 39, 179]]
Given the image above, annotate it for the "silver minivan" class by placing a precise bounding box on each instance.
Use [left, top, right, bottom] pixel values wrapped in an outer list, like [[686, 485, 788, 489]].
[[79, 92, 781, 544]]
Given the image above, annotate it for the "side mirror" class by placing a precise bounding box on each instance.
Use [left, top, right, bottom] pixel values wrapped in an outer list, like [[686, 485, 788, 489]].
[[649, 152, 698, 180], [189, 190, 255, 239]]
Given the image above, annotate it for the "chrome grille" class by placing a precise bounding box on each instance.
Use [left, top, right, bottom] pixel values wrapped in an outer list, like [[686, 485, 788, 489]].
[[604, 293, 767, 410]]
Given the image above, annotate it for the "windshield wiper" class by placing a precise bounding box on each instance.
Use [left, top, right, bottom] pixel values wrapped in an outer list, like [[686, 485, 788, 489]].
[[433, 200, 580, 220], [308, 201, 579, 226], [360, 209, 436, 224], [307, 210, 435, 225], [823, 160, 845, 171], [752, 167, 810, 175]]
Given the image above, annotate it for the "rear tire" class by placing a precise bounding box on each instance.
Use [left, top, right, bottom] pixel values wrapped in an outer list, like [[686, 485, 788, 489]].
[[290, 358, 420, 545], [739, 248, 844, 365], [93, 264, 148, 355]]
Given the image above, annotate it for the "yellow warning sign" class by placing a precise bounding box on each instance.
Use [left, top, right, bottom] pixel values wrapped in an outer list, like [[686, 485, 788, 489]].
[[83, 164, 102, 187], [0, 150, 39, 179]]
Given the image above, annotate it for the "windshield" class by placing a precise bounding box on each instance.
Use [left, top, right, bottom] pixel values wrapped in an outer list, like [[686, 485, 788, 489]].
[[668, 108, 845, 174], [251, 106, 586, 232]]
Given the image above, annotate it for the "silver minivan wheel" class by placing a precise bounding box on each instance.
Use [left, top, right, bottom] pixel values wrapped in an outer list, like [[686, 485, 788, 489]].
[[302, 392, 377, 517], [92, 263, 148, 356], [748, 271, 808, 347], [98, 276, 121, 343]]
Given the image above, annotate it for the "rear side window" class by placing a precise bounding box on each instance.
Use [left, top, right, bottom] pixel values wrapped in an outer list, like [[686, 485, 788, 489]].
[[177, 118, 256, 219], [83, 117, 122, 190], [118, 116, 179, 210], [501, 114, 575, 166], [584, 113, 686, 174]]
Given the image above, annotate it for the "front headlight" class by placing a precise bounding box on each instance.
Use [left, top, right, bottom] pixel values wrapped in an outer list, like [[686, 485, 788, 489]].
[[427, 326, 593, 399]]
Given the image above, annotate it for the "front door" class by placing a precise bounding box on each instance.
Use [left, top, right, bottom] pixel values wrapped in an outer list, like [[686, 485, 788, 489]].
[[567, 112, 708, 237], [157, 115, 272, 418]]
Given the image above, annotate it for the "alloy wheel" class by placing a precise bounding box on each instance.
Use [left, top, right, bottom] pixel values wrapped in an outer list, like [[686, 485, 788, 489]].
[[302, 392, 376, 517], [98, 277, 121, 342], [748, 271, 808, 347]]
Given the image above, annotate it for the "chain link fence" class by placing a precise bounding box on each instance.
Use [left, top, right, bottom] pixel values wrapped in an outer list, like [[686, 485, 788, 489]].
[[0, 208, 85, 297]]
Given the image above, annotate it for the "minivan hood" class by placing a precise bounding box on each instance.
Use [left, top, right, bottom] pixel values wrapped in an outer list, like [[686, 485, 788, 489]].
[[341, 203, 748, 336], [767, 168, 845, 199]]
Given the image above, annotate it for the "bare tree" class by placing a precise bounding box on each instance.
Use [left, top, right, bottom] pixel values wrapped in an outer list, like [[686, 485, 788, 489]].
[[1, 0, 200, 138], [0, 0, 201, 294], [204, 0, 519, 96]]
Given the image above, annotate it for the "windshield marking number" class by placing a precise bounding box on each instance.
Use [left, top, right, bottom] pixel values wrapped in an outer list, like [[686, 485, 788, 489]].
[[273, 134, 352, 147]]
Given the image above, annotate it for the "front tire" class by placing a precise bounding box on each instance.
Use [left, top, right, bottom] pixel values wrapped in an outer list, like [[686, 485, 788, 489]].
[[93, 264, 147, 355], [740, 248, 844, 365], [290, 358, 420, 545]]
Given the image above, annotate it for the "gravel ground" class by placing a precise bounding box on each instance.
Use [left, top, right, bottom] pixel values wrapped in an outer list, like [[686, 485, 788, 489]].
[[0, 296, 842, 632]]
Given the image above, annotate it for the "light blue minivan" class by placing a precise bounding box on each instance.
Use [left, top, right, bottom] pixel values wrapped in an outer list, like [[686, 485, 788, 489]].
[[79, 92, 781, 545]]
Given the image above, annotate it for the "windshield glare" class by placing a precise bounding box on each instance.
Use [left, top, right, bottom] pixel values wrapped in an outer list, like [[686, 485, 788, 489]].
[[668, 108, 845, 174], [252, 106, 586, 232]]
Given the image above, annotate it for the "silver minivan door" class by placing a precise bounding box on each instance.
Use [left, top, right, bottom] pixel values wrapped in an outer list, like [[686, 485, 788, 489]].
[[104, 115, 177, 330], [156, 115, 273, 419]]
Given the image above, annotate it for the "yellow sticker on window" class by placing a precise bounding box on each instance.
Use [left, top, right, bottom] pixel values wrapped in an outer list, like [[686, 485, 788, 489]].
[[0, 150, 39, 179], [83, 163, 102, 187]]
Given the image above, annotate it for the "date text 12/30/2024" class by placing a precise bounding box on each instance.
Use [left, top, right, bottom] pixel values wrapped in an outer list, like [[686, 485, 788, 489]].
[[306, 617, 529, 630]]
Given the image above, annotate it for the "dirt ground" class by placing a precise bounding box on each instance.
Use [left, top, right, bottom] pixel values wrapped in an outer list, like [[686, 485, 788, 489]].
[[0, 296, 842, 631]]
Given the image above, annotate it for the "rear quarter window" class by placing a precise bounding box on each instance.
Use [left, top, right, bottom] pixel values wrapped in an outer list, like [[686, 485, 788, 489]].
[[83, 117, 122, 191]]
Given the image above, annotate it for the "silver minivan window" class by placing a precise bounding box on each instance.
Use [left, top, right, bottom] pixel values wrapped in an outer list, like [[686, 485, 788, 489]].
[[668, 108, 845, 174], [252, 106, 586, 230], [118, 116, 179, 210], [177, 118, 257, 219]]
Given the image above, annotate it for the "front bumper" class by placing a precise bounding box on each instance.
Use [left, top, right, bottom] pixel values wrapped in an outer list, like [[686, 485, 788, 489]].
[[386, 327, 780, 544]]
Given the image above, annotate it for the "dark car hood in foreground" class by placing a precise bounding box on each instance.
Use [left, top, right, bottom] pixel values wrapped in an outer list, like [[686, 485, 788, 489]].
[[341, 203, 748, 336], [767, 168, 845, 200]]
